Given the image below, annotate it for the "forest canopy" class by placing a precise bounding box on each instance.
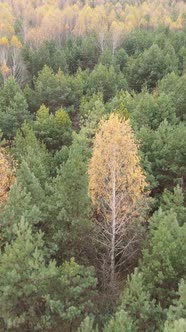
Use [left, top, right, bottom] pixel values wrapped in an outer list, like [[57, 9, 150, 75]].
[[0, 0, 186, 331]]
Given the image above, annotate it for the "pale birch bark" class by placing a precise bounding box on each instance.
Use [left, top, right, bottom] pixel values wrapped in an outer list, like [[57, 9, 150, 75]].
[[88, 114, 148, 289]]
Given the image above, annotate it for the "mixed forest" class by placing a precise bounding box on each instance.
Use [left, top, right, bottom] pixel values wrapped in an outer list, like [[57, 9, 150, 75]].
[[0, 0, 186, 331]]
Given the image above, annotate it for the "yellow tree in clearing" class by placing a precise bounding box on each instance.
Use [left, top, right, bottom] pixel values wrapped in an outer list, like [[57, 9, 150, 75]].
[[88, 114, 148, 288]]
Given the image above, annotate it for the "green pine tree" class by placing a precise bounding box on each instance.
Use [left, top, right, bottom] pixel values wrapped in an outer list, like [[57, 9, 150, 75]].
[[0, 218, 97, 331], [0, 77, 31, 139]]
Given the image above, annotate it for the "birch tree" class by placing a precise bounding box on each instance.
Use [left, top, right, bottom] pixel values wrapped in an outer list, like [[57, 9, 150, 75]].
[[109, 21, 124, 55], [88, 114, 148, 287], [10, 35, 26, 86], [0, 36, 27, 86], [0, 148, 15, 205]]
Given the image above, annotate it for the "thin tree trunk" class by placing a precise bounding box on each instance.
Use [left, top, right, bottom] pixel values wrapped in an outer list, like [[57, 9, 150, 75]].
[[110, 167, 116, 285]]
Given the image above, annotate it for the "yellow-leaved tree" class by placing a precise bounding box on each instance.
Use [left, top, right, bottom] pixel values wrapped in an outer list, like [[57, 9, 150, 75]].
[[88, 114, 148, 289], [0, 148, 15, 205]]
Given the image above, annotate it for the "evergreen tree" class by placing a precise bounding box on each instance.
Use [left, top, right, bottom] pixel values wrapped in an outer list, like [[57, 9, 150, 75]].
[[25, 66, 84, 113], [88, 64, 127, 102], [48, 131, 92, 262], [130, 90, 177, 131], [13, 123, 52, 184], [160, 185, 186, 225], [164, 280, 186, 331], [1, 182, 41, 245], [118, 269, 162, 332], [34, 104, 72, 152], [0, 219, 97, 331], [104, 310, 135, 332], [78, 316, 98, 332], [141, 209, 186, 307], [138, 121, 186, 190], [127, 44, 175, 92], [0, 77, 31, 139]]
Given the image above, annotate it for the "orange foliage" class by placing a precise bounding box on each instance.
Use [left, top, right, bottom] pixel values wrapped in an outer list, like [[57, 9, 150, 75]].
[[0, 149, 15, 205], [10, 36, 22, 49], [0, 64, 11, 79], [0, 35, 25, 84], [88, 114, 148, 285], [88, 114, 146, 206]]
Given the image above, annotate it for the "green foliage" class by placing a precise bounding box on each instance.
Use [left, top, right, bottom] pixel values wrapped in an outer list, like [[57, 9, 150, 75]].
[[0, 219, 96, 331], [36, 93, 104, 260], [114, 48, 128, 72], [171, 74, 186, 121], [160, 185, 186, 225], [88, 64, 127, 102], [157, 72, 179, 96], [78, 35, 99, 71], [158, 72, 186, 121], [13, 123, 51, 184], [1, 182, 41, 244], [163, 43, 178, 75], [123, 29, 154, 56], [163, 280, 186, 331], [0, 21, 186, 332], [78, 88, 108, 148], [63, 36, 98, 74], [47, 131, 93, 261], [25, 65, 85, 113], [7, 124, 54, 248], [104, 310, 135, 332], [52, 145, 69, 171], [141, 209, 186, 307], [34, 104, 72, 151], [164, 319, 186, 332], [106, 90, 129, 119], [31, 65, 62, 112], [127, 44, 176, 92], [130, 90, 177, 131], [79, 92, 105, 118], [63, 38, 80, 73], [175, 280, 186, 315], [119, 269, 162, 331], [139, 121, 186, 190], [22, 40, 68, 77], [78, 316, 97, 332], [103, 268, 162, 332], [98, 49, 114, 67], [0, 77, 31, 139], [16, 160, 46, 209], [66, 68, 85, 110]]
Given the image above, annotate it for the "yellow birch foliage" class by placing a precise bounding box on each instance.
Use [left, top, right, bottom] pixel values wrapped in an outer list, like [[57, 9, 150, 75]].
[[88, 114, 148, 285], [10, 36, 22, 49], [0, 64, 11, 79], [88, 114, 146, 209], [2, 0, 186, 45], [0, 37, 9, 48], [0, 149, 15, 205], [0, 3, 14, 37], [109, 21, 124, 54], [74, 5, 92, 36]]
